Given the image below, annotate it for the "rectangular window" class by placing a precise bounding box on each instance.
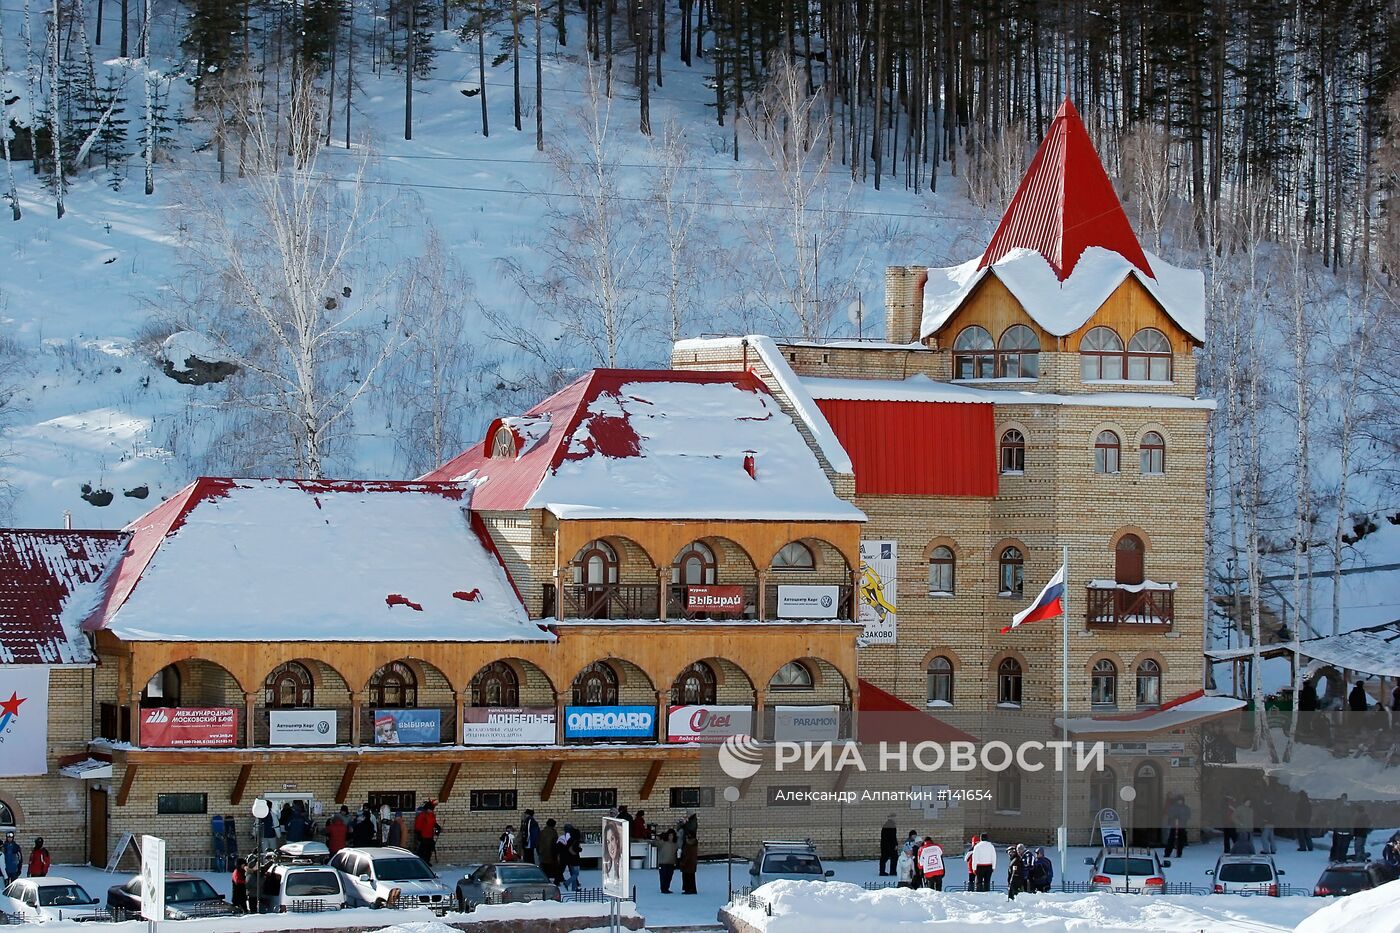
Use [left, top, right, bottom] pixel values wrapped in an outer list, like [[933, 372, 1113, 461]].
[[571, 788, 617, 811], [994, 773, 1021, 814], [669, 787, 715, 809], [368, 791, 416, 815], [470, 789, 518, 812], [157, 793, 207, 815], [766, 786, 813, 807]]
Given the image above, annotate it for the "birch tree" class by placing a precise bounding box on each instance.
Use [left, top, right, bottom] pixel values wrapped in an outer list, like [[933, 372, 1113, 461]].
[[0, 11, 22, 220], [649, 118, 706, 343]]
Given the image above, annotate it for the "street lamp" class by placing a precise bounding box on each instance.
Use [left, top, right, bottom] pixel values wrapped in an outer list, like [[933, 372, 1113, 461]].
[[1119, 786, 1137, 894], [724, 786, 740, 901]]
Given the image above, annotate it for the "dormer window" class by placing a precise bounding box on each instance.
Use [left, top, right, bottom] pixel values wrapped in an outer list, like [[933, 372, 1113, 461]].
[[996, 325, 1040, 378], [491, 426, 516, 459], [952, 326, 995, 380], [1080, 327, 1125, 380], [1127, 328, 1172, 381]]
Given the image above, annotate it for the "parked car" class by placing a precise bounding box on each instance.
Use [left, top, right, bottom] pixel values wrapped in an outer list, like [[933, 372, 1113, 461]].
[[1, 877, 105, 922], [748, 840, 835, 887], [1313, 861, 1376, 897], [1207, 854, 1284, 896], [106, 873, 235, 920], [259, 846, 348, 913], [329, 846, 450, 908], [1085, 846, 1171, 894], [454, 862, 561, 912]]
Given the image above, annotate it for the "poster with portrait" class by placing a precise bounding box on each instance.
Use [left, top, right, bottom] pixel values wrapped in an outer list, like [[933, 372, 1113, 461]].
[[601, 816, 630, 900]]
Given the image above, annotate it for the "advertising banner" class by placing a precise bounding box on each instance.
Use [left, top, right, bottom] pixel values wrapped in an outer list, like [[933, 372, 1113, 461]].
[[685, 585, 746, 615], [461, 707, 556, 745], [269, 709, 337, 746], [666, 705, 752, 744], [140, 707, 238, 748], [858, 540, 898, 645], [0, 666, 49, 776], [372, 708, 442, 744], [140, 835, 165, 922], [1096, 808, 1125, 848], [601, 817, 630, 900], [773, 705, 841, 742], [776, 584, 841, 619], [563, 705, 655, 739]]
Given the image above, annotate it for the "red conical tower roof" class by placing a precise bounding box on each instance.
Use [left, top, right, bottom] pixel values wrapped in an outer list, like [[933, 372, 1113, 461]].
[[979, 98, 1152, 281]]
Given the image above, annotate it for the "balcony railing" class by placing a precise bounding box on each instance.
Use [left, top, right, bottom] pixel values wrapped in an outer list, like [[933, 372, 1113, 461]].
[[1085, 583, 1174, 631]]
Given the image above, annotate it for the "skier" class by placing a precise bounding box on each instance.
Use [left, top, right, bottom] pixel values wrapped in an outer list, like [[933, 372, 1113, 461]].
[[1, 832, 21, 885], [971, 834, 997, 892], [917, 836, 945, 891], [26, 838, 50, 878], [879, 815, 898, 876], [1006, 844, 1028, 899], [519, 809, 540, 864]]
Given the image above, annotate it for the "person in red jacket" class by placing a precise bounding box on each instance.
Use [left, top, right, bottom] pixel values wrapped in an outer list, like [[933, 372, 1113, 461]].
[[413, 801, 439, 865], [27, 838, 50, 878], [917, 836, 946, 891], [325, 809, 348, 854]]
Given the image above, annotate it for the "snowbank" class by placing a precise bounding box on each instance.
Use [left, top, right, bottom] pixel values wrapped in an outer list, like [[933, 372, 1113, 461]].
[[1293, 878, 1400, 933]]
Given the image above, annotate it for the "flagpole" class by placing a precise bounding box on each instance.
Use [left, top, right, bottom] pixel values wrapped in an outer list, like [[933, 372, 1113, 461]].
[[1059, 543, 1070, 889]]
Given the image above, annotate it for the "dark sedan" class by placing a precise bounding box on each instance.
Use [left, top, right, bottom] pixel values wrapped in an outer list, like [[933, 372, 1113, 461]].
[[455, 862, 561, 912], [106, 873, 236, 920]]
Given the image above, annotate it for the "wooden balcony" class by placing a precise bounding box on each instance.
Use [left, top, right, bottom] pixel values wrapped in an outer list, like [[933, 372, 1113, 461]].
[[1085, 584, 1174, 631]]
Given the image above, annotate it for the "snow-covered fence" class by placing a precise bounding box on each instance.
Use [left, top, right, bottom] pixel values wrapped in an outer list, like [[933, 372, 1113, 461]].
[[728, 892, 773, 916]]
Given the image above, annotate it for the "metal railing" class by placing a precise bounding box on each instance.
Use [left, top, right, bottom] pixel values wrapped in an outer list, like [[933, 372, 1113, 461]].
[[1085, 585, 1174, 630], [727, 892, 772, 916]]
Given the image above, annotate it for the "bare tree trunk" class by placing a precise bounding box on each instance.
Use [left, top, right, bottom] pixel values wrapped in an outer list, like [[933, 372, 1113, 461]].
[[478, 0, 488, 136], [512, 0, 521, 130], [535, 0, 542, 150], [119, 0, 127, 56], [49, 0, 64, 218], [142, 0, 154, 194], [0, 10, 20, 219], [405, 0, 415, 139]]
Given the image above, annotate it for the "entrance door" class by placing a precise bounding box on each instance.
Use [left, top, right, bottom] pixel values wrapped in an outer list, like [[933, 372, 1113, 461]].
[[88, 788, 108, 867], [1132, 761, 1163, 847]]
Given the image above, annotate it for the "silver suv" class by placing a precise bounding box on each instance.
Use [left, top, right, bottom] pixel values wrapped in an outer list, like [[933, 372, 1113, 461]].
[[1208, 855, 1284, 896], [748, 840, 834, 888], [1085, 846, 1171, 894], [329, 847, 450, 908]]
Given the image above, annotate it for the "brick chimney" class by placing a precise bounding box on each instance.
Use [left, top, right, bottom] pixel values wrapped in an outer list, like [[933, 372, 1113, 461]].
[[884, 265, 928, 345]]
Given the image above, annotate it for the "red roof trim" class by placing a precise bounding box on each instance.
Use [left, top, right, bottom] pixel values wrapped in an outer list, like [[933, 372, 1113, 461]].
[[857, 678, 979, 743], [980, 98, 1152, 281]]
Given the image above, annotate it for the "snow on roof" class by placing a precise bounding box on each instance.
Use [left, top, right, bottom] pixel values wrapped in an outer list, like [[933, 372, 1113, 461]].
[[89, 478, 544, 643], [920, 246, 1206, 343], [800, 372, 1216, 410], [423, 366, 861, 521], [1055, 691, 1246, 736], [1209, 622, 1400, 678], [0, 530, 125, 664], [530, 377, 863, 521]]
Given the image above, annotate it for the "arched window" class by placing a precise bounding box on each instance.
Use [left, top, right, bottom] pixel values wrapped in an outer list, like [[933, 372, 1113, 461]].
[[996, 324, 1040, 378], [998, 547, 1024, 596], [470, 661, 520, 707], [771, 661, 814, 690], [1094, 430, 1121, 474], [928, 546, 956, 595], [1140, 432, 1166, 475], [572, 539, 619, 585], [995, 768, 1022, 813], [997, 658, 1023, 706], [672, 541, 717, 585], [369, 661, 418, 708], [572, 661, 619, 706], [1080, 327, 1125, 380], [0, 799, 14, 830], [1127, 329, 1172, 381], [952, 326, 995, 380], [141, 665, 181, 708], [672, 661, 718, 705], [1091, 659, 1118, 708], [265, 661, 314, 709], [1136, 659, 1162, 708], [771, 541, 815, 572], [1115, 534, 1145, 585], [926, 656, 954, 705], [491, 426, 517, 458], [1090, 766, 1118, 815], [1000, 429, 1026, 474]]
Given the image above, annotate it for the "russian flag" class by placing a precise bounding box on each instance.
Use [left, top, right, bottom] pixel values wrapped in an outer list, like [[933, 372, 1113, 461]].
[[1001, 564, 1066, 634]]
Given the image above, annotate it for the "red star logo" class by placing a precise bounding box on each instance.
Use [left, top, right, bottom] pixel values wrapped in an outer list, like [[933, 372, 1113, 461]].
[[0, 692, 25, 718]]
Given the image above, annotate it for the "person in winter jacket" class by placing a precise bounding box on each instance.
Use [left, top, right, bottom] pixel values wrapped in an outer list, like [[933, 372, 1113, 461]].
[[561, 826, 583, 892], [26, 839, 49, 878], [350, 806, 375, 847], [325, 808, 348, 854], [632, 810, 652, 841], [231, 857, 250, 913], [895, 846, 915, 887], [917, 837, 945, 891], [414, 801, 439, 865], [1231, 799, 1255, 854], [1352, 800, 1370, 861], [1349, 681, 1370, 712], [971, 835, 997, 892], [1006, 844, 1029, 899], [519, 810, 540, 864], [1030, 847, 1054, 893], [1, 832, 21, 885], [679, 832, 700, 895], [1295, 791, 1314, 851], [1163, 795, 1190, 858], [879, 814, 898, 876], [386, 812, 406, 849], [655, 829, 678, 894], [538, 819, 560, 883], [498, 826, 517, 861], [964, 836, 978, 890]]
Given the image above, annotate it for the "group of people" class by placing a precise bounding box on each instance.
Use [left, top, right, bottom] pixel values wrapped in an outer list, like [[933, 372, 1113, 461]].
[[288, 798, 442, 865], [1215, 789, 1373, 862], [1, 833, 49, 884], [879, 819, 1052, 897]]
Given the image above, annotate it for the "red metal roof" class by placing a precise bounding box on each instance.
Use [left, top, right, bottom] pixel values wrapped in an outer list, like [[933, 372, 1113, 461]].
[[857, 678, 979, 743], [419, 368, 770, 510], [0, 530, 125, 664], [980, 98, 1152, 281], [88, 477, 473, 633], [814, 399, 997, 497]]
